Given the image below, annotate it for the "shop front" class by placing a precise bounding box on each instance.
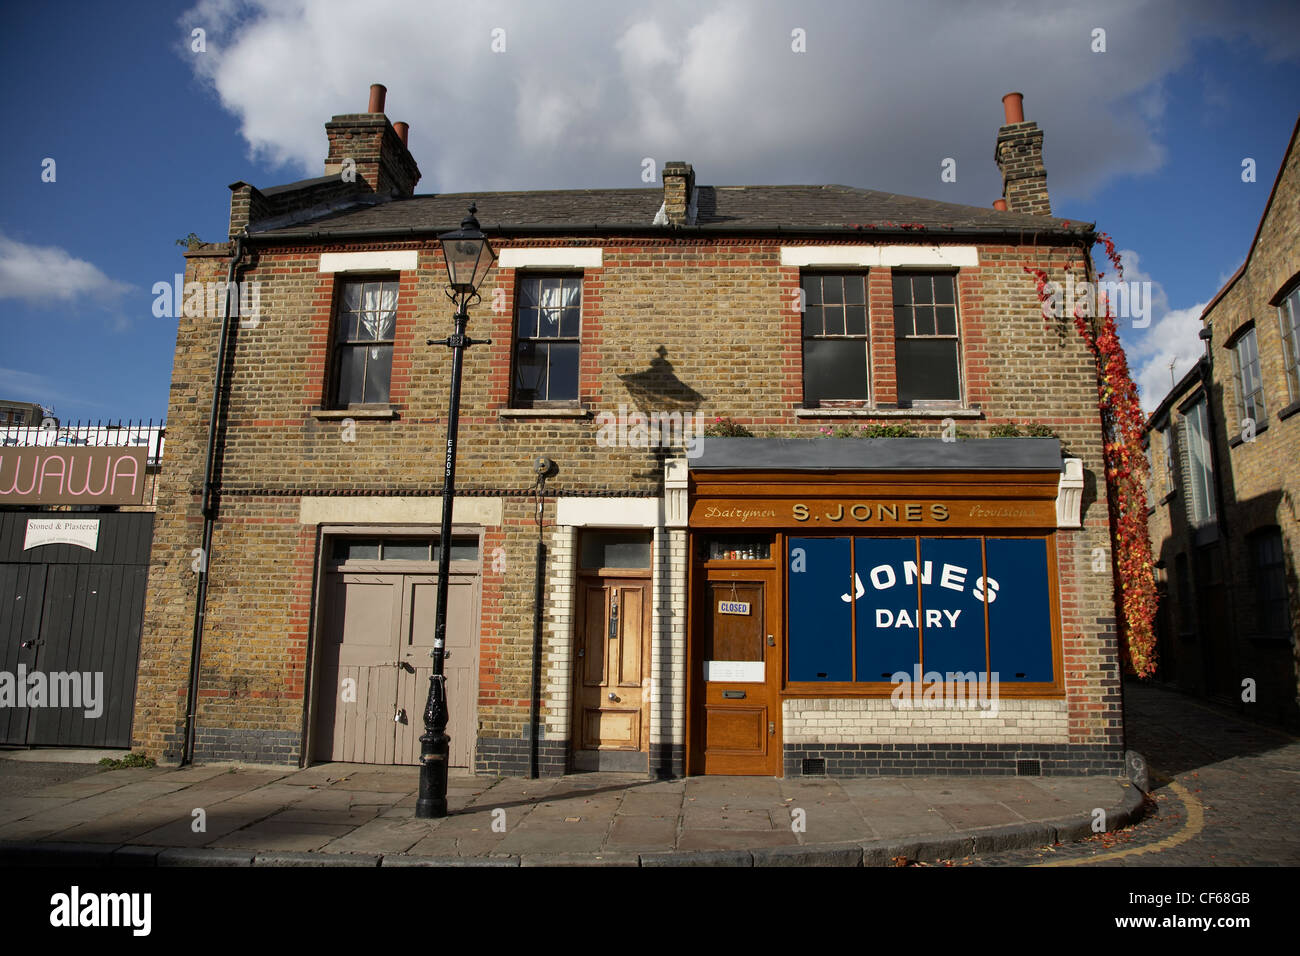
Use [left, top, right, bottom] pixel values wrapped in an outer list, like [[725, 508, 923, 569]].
[[685, 437, 1085, 777]]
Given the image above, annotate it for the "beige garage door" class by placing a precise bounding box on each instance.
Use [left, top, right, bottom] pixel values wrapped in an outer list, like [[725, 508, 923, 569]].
[[313, 537, 480, 767]]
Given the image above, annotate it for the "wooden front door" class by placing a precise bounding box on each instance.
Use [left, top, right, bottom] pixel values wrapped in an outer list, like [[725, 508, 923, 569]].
[[572, 574, 652, 771], [690, 568, 781, 775], [315, 569, 478, 767]]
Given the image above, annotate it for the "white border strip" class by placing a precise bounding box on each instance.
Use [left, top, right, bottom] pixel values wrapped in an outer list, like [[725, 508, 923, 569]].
[[319, 251, 418, 273], [780, 245, 979, 268], [555, 496, 658, 527], [499, 248, 603, 269]]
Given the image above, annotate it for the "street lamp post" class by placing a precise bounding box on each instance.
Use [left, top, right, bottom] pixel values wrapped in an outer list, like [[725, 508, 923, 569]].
[[416, 203, 496, 819]]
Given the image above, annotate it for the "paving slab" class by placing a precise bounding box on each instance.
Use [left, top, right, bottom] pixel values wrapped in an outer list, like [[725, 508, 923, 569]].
[[0, 759, 1140, 866], [213, 820, 355, 851]]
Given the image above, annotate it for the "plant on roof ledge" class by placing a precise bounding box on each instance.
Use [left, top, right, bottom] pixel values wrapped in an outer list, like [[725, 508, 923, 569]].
[[704, 416, 754, 438], [817, 423, 918, 439]]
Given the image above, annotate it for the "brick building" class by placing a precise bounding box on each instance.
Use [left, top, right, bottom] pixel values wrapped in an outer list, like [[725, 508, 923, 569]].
[[1145, 116, 1300, 728], [132, 87, 1125, 777]]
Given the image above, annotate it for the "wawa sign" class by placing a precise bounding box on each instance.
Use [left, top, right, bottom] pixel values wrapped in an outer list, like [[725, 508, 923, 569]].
[[0, 447, 147, 506]]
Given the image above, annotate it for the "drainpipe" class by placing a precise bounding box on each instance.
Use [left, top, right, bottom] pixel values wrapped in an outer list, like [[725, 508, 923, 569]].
[[181, 234, 246, 765]]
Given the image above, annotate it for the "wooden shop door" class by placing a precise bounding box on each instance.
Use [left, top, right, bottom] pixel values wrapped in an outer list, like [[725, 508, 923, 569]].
[[690, 568, 781, 776], [572, 574, 652, 771]]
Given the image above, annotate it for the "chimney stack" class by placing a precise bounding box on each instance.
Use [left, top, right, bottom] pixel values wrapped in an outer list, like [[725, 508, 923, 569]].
[[661, 161, 696, 225], [324, 83, 420, 198], [994, 91, 1051, 215]]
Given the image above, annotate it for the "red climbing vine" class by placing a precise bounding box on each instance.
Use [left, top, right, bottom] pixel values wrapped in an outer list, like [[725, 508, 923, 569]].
[[1024, 232, 1158, 678]]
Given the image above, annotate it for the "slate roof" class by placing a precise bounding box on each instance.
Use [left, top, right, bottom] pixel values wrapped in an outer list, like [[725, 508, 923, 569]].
[[689, 437, 1064, 471], [250, 183, 1090, 239]]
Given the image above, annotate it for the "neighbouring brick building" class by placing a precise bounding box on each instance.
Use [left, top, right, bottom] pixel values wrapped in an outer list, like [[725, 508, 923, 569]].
[[132, 86, 1125, 777], [1145, 116, 1300, 729]]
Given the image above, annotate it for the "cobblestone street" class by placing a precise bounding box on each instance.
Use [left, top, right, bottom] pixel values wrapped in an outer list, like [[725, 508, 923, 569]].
[[961, 680, 1300, 866]]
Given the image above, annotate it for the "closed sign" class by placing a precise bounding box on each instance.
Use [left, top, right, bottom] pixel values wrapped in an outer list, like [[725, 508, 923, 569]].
[[718, 601, 751, 615]]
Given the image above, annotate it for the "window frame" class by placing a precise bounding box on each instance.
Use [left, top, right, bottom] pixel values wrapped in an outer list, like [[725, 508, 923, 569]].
[[890, 270, 964, 408], [1247, 526, 1291, 639], [1279, 285, 1300, 404], [782, 531, 1063, 697], [1182, 397, 1217, 525], [510, 272, 583, 408], [328, 274, 400, 409], [799, 271, 871, 406], [1229, 324, 1266, 427], [1161, 425, 1177, 498]]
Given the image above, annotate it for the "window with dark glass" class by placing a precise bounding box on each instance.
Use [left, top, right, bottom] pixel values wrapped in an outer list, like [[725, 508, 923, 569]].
[[332, 278, 397, 406], [801, 273, 868, 404], [1162, 426, 1177, 495], [1183, 399, 1216, 524], [786, 535, 1055, 687], [513, 275, 580, 406], [1249, 526, 1290, 637], [1230, 326, 1266, 426], [1279, 285, 1300, 403], [579, 531, 651, 569], [330, 537, 479, 563], [892, 273, 961, 405]]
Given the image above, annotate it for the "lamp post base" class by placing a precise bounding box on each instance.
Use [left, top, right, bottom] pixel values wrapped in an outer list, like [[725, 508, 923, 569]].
[[416, 733, 450, 819]]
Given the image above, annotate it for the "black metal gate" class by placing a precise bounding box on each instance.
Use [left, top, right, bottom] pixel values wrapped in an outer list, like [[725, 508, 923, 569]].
[[0, 511, 153, 747]]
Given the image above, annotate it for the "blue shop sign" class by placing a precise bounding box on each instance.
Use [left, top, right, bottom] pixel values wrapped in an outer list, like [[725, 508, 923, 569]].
[[787, 536, 1055, 684]]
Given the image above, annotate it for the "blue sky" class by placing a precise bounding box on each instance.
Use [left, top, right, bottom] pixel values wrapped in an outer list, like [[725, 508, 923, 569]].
[[1, 0, 1297, 422]]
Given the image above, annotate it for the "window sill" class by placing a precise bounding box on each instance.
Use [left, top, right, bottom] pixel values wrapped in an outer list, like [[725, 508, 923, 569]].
[[1279, 400, 1300, 421], [310, 407, 397, 420], [795, 406, 982, 419], [499, 406, 591, 419], [1229, 421, 1268, 447]]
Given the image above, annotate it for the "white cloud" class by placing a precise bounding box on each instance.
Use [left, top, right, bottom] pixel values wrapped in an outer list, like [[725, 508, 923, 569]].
[[0, 234, 132, 307], [1132, 303, 1207, 414], [178, 0, 1296, 200], [1109, 248, 1208, 414]]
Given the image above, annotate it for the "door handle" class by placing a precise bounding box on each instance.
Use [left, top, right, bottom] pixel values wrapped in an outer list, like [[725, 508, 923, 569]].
[[768, 722, 776, 736], [608, 692, 620, 702]]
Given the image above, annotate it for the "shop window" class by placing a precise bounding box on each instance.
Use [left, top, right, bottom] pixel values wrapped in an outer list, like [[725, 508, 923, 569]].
[[1182, 398, 1216, 525], [787, 534, 1056, 686], [891, 273, 961, 406], [1279, 285, 1300, 403], [697, 534, 772, 561], [513, 274, 581, 406], [801, 273, 869, 405], [1248, 526, 1291, 638], [580, 531, 651, 569], [331, 278, 397, 407], [1229, 326, 1266, 426]]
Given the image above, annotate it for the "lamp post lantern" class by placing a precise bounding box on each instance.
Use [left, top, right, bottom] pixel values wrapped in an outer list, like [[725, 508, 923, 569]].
[[417, 203, 496, 819]]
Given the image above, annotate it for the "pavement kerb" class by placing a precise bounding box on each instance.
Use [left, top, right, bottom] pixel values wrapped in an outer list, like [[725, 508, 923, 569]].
[[0, 777, 1147, 868]]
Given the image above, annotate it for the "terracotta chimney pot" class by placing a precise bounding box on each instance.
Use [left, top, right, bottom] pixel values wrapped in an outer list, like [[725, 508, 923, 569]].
[[394, 122, 409, 146], [993, 199, 1008, 211], [1002, 91, 1024, 125], [368, 83, 387, 114]]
